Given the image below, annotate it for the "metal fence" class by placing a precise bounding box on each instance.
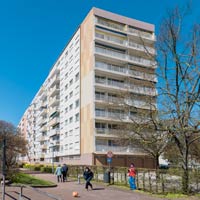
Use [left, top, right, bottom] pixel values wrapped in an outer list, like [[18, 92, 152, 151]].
[[67, 165, 200, 194]]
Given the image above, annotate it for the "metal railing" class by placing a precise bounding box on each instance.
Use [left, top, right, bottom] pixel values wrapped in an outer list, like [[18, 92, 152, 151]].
[[95, 46, 156, 68]]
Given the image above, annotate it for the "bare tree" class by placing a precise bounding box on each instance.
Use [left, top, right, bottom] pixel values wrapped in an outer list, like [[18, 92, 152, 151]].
[[110, 3, 200, 193], [156, 4, 200, 193], [0, 120, 27, 172]]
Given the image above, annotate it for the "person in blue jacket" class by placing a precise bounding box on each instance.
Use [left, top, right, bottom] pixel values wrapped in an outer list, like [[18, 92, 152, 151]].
[[83, 167, 93, 190], [55, 164, 62, 182]]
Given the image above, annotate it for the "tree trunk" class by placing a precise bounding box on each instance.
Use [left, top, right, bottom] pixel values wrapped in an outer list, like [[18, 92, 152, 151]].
[[155, 154, 160, 181], [182, 147, 189, 193]]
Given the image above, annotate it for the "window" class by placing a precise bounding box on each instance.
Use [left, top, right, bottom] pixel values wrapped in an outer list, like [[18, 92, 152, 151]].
[[74, 141, 80, 150], [75, 99, 79, 108], [65, 84, 68, 90], [95, 122, 106, 129], [95, 108, 106, 117], [75, 113, 79, 122], [69, 79, 73, 86], [69, 91, 73, 98], [69, 104, 73, 110], [95, 75, 106, 84], [75, 85, 79, 95], [69, 117, 73, 123], [69, 130, 73, 136], [95, 91, 105, 100], [75, 72, 79, 82], [69, 143, 73, 149]]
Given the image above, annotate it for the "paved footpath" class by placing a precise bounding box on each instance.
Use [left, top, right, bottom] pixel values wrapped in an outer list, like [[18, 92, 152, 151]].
[[2, 173, 198, 200]]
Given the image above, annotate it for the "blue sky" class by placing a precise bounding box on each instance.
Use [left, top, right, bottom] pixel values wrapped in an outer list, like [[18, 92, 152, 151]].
[[0, 0, 199, 125]]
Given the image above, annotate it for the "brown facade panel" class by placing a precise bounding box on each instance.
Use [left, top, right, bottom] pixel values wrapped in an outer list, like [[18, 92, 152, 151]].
[[94, 154, 156, 169]]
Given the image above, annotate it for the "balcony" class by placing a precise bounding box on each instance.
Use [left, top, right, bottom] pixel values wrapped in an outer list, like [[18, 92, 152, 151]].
[[95, 61, 157, 82], [96, 128, 122, 136], [50, 140, 60, 146], [49, 84, 60, 97], [95, 95, 124, 104], [95, 46, 156, 68], [40, 107, 47, 117], [96, 145, 145, 154], [40, 92, 47, 101], [38, 117, 47, 126], [95, 17, 156, 42], [95, 32, 156, 55], [49, 106, 59, 117], [96, 17, 125, 32], [128, 26, 155, 42], [50, 74, 60, 87], [49, 117, 60, 127], [49, 96, 60, 107], [95, 110, 127, 121], [39, 135, 48, 142], [128, 99, 157, 110], [95, 78, 157, 96], [41, 144, 47, 150], [129, 69, 157, 82], [49, 128, 60, 137]]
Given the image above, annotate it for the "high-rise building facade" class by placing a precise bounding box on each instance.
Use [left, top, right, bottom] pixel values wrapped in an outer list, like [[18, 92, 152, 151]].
[[18, 8, 157, 168]]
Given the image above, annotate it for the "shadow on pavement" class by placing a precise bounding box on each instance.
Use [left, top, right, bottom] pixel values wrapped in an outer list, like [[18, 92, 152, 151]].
[[92, 187, 105, 190]]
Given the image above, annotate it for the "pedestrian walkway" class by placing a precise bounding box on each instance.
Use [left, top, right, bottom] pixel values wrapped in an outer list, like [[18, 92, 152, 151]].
[[1, 173, 195, 200]]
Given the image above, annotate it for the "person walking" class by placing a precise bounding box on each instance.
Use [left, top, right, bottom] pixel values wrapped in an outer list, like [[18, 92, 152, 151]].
[[61, 163, 68, 182], [128, 163, 136, 190], [83, 167, 93, 191], [55, 164, 62, 183]]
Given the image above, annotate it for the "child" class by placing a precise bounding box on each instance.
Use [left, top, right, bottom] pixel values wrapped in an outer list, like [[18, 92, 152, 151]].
[[83, 167, 93, 190], [128, 163, 136, 190]]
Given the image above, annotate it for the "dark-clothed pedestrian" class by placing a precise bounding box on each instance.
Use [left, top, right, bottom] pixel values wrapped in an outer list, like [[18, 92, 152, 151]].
[[128, 163, 136, 190], [83, 167, 93, 191], [62, 163, 68, 182]]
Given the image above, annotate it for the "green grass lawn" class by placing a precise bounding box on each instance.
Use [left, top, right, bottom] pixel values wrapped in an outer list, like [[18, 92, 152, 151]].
[[11, 173, 55, 187]]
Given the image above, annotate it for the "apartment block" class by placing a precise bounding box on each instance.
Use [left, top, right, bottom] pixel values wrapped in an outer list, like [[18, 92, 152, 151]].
[[18, 7, 157, 168]]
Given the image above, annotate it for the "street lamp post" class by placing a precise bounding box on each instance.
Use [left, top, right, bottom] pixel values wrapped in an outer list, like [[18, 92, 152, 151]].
[[50, 143, 54, 174]]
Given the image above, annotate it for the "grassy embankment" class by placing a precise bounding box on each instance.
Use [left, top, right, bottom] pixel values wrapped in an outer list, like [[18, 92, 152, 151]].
[[11, 173, 55, 187]]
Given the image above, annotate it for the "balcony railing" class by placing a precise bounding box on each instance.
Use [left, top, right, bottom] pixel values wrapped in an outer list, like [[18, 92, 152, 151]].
[[40, 107, 47, 117], [49, 84, 60, 97], [96, 128, 122, 135], [96, 18, 125, 31], [95, 61, 157, 82], [95, 17, 156, 41], [95, 110, 127, 120], [96, 145, 144, 153], [129, 69, 157, 82], [95, 95, 124, 104], [95, 78, 157, 96], [49, 106, 60, 116], [95, 47, 156, 68], [38, 135, 48, 141], [49, 117, 60, 127], [49, 96, 60, 107], [128, 27, 155, 41], [96, 61, 126, 74], [50, 75, 60, 87], [49, 128, 60, 137], [95, 32, 155, 54]]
